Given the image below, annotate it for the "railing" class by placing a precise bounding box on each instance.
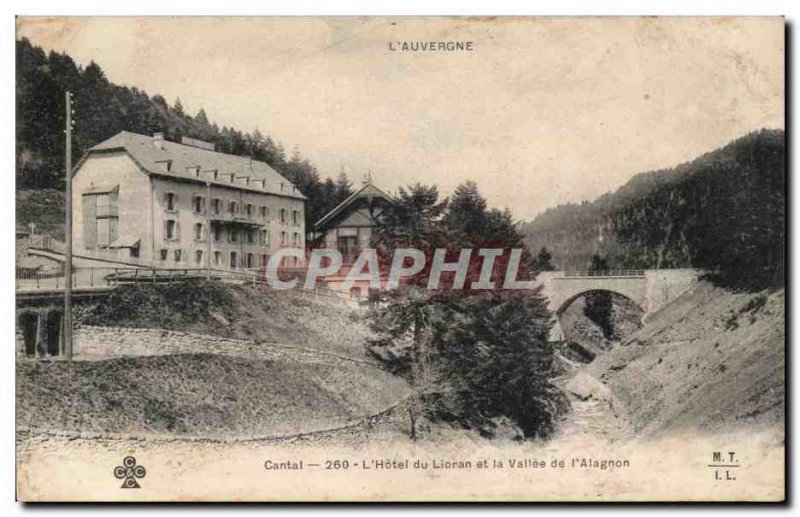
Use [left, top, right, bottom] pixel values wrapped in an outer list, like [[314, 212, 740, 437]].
[[16, 267, 142, 291], [563, 269, 646, 278], [27, 234, 59, 251]]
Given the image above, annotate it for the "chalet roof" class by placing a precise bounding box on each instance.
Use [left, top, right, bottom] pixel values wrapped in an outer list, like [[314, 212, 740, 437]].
[[314, 181, 393, 230], [85, 131, 306, 200]]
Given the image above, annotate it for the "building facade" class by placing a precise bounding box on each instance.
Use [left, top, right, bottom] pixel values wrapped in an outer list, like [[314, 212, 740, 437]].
[[309, 180, 393, 296], [72, 131, 306, 269]]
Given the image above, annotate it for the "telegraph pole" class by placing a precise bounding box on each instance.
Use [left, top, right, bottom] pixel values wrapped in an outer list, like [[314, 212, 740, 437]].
[[64, 91, 74, 360]]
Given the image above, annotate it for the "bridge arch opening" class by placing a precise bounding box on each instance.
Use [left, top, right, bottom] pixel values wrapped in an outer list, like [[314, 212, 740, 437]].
[[553, 289, 645, 358], [555, 288, 645, 319]]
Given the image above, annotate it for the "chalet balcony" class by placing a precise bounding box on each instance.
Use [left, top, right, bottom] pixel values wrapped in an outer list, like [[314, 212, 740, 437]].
[[209, 213, 263, 227]]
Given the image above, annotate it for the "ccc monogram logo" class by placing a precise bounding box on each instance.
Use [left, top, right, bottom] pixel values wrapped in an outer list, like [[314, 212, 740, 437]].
[[114, 456, 146, 489]]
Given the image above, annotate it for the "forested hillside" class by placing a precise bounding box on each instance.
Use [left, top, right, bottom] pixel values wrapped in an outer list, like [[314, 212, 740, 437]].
[[521, 129, 785, 288], [16, 38, 353, 227]]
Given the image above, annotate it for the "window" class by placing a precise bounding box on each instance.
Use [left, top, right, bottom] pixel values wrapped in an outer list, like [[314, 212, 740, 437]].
[[166, 219, 177, 240], [246, 204, 254, 218], [246, 253, 255, 269], [246, 229, 256, 244], [338, 236, 358, 264], [82, 188, 119, 249], [193, 222, 203, 241], [229, 200, 237, 215], [174, 249, 182, 262], [229, 228, 238, 243], [194, 167, 201, 178], [260, 254, 268, 268], [130, 247, 140, 259], [96, 218, 110, 247], [292, 210, 299, 225], [293, 232, 300, 247], [260, 206, 268, 218], [214, 251, 221, 266], [195, 250, 203, 264], [230, 251, 238, 269], [160, 249, 168, 261], [165, 192, 176, 211], [213, 225, 222, 242], [193, 195, 205, 214], [211, 198, 221, 215], [96, 193, 109, 214], [280, 208, 287, 224], [260, 229, 269, 246], [280, 231, 287, 246]]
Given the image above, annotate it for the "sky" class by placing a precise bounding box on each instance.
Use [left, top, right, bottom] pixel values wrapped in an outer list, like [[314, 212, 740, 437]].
[[17, 17, 784, 220]]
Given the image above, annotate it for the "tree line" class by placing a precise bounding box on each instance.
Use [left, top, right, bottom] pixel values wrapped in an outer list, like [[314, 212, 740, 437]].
[[521, 129, 785, 289], [16, 37, 354, 228]]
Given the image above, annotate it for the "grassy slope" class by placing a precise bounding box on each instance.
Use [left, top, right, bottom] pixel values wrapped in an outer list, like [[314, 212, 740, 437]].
[[587, 282, 785, 436], [17, 354, 409, 437]]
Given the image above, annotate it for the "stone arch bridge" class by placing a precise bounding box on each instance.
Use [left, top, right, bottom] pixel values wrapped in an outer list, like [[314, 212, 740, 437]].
[[535, 269, 702, 341]]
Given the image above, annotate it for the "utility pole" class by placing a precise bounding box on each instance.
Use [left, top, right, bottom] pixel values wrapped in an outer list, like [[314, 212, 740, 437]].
[[63, 91, 74, 360]]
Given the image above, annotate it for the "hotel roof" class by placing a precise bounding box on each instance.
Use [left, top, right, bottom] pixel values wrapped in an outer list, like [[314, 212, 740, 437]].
[[84, 131, 306, 200]]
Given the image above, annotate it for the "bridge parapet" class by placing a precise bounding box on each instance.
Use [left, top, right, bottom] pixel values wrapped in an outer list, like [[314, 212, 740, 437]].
[[563, 269, 645, 278]]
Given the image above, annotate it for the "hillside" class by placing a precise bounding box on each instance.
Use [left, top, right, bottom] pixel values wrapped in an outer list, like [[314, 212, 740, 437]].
[[520, 129, 785, 287], [586, 282, 784, 435], [17, 354, 408, 438]]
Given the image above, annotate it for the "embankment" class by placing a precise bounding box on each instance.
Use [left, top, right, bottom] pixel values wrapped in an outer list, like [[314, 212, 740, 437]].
[[586, 281, 784, 436]]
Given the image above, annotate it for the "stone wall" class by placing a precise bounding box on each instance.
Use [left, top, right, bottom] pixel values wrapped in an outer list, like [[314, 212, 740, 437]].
[[73, 325, 372, 366]]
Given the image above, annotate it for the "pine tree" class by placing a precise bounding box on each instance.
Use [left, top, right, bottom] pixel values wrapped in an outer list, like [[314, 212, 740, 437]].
[[369, 182, 565, 439], [334, 169, 353, 202], [532, 247, 556, 272]]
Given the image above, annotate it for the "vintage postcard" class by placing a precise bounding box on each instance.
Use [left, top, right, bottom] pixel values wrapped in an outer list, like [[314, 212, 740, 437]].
[[14, 16, 785, 502]]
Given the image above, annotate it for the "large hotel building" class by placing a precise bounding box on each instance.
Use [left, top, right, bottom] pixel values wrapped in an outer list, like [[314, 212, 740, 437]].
[[71, 131, 306, 269]]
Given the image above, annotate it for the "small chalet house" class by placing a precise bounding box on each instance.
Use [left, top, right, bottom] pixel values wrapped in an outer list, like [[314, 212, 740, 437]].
[[72, 131, 306, 269], [309, 180, 393, 296]]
